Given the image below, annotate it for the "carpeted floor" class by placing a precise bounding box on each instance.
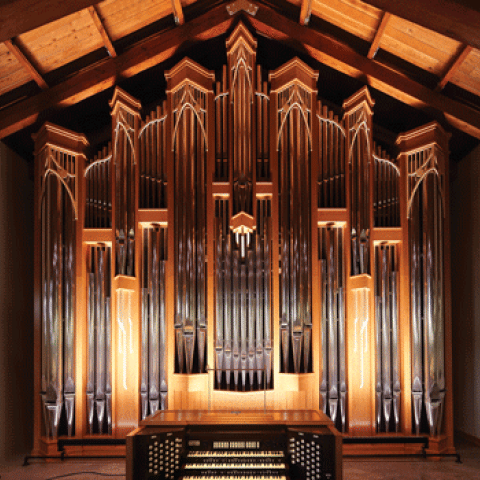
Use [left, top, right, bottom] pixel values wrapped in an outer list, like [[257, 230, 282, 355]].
[[0, 438, 478, 480]]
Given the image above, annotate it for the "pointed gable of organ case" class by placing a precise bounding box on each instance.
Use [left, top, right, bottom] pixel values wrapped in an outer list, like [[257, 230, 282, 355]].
[[33, 21, 454, 458]]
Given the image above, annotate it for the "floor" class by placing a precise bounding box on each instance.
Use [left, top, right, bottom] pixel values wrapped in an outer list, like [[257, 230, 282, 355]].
[[0, 438, 479, 480]]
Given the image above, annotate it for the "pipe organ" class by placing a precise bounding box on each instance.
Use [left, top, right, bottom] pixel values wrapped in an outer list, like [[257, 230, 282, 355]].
[[33, 22, 454, 456]]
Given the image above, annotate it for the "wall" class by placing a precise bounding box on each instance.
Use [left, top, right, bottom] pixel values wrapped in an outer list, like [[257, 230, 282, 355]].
[[451, 144, 480, 440], [0, 141, 34, 464]]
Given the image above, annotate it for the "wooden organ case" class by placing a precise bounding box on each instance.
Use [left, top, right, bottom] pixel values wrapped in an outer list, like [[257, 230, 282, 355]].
[[32, 21, 454, 459]]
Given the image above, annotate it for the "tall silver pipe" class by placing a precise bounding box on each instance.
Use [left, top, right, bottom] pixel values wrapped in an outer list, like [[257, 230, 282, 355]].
[[140, 231, 149, 420], [215, 209, 224, 386], [327, 229, 338, 423], [263, 202, 272, 386], [319, 226, 346, 431], [149, 229, 160, 415], [320, 258, 328, 414], [256, 203, 264, 385]]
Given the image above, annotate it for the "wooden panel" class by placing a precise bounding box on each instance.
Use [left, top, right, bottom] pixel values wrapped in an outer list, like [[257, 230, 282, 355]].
[[0, 43, 32, 95], [0, 0, 98, 44], [4, 39, 48, 89], [360, 0, 480, 52], [381, 16, 463, 76], [17, 9, 103, 74], [96, 0, 175, 42], [450, 48, 480, 97], [311, 0, 382, 42]]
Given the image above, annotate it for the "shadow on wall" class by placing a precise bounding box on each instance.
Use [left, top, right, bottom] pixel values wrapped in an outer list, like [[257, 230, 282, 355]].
[[450, 146, 480, 441], [0, 141, 34, 463]]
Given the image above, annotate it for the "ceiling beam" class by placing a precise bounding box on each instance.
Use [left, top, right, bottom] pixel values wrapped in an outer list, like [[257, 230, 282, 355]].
[[0, 4, 233, 140], [248, 3, 480, 139], [4, 39, 48, 89], [367, 12, 391, 60], [88, 5, 116, 57], [436, 45, 472, 92], [171, 0, 185, 25], [1, 2, 480, 141], [0, 0, 98, 44], [360, 0, 480, 51], [299, 0, 312, 26]]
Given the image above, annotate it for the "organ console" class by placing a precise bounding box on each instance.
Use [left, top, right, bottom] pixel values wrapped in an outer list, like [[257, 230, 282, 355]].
[[32, 16, 455, 460], [126, 410, 342, 480]]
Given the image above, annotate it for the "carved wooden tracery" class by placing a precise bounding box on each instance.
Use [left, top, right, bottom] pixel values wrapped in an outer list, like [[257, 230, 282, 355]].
[[33, 22, 453, 455]]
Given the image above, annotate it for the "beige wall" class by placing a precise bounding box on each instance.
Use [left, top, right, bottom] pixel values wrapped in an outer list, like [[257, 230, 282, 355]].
[[451, 144, 480, 440], [0, 141, 34, 463]]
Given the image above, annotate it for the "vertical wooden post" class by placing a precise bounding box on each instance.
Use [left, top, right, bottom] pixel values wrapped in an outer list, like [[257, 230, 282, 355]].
[[109, 88, 141, 437], [343, 87, 375, 435]]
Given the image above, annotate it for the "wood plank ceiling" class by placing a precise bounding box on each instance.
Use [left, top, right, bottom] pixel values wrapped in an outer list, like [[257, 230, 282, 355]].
[[1, 0, 479, 158]]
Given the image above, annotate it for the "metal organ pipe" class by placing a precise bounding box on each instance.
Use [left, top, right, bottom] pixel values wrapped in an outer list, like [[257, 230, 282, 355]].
[[37, 125, 87, 438], [141, 226, 168, 419], [214, 198, 272, 390], [344, 91, 374, 276], [373, 147, 400, 228], [275, 72, 315, 374], [86, 244, 112, 434], [317, 103, 346, 209], [399, 123, 447, 438], [168, 67, 209, 374], [85, 144, 112, 229], [33, 25, 453, 452], [111, 92, 139, 277], [139, 104, 167, 209], [374, 244, 400, 433], [319, 226, 346, 432]]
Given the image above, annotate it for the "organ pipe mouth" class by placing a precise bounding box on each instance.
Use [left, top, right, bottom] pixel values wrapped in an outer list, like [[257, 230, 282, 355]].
[[230, 211, 256, 260]]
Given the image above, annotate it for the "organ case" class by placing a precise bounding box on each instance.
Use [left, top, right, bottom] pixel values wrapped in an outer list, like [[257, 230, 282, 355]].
[[32, 21, 454, 456]]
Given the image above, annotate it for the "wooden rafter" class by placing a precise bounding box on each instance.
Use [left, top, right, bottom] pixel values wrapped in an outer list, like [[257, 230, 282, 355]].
[[299, 0, 312, 26], [436, 45, 473, 92], [1, 3, 480, 140], [171, 0, 185, 25], [249, 4, 480, 139], [367, 12, 391, 60], [360, 0, 480, 51], [0, 0, 98, 44], [0, 4, 233, 140], [4, 39, 48, 90], [88, 5, 116, 57]]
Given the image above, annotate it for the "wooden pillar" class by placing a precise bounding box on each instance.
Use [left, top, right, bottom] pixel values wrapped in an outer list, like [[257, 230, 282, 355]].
[[343, 87, 375, 435], [109, 87, 142, 437]]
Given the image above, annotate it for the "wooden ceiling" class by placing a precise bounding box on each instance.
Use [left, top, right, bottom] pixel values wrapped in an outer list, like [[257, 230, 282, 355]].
[[1, 0, 480, 161]]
